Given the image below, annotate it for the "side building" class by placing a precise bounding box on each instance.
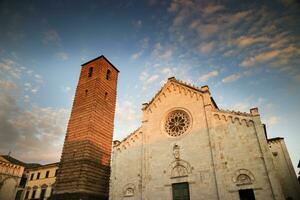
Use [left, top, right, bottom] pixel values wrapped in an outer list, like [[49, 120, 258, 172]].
[[22, 162, 59, 200], [268, 138, 300, 200], [0, 155, 25, 200]]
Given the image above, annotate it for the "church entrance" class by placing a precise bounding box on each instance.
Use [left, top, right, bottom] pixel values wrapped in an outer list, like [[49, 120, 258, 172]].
[[238, 189, 256, 200], [172, 182, 190, 200]]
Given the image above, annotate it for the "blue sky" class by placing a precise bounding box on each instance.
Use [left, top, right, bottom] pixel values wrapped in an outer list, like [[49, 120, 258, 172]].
[[0, 0, 299, 171]]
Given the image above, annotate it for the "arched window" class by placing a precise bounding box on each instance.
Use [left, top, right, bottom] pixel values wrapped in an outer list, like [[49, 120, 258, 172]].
[[88, 67, 93, 77], [106, 69, 111, 80]]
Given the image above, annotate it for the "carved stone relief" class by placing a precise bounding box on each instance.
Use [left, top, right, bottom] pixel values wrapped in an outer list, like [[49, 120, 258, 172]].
[[169, 144, 192, 178], [232, 169, 255, 186]]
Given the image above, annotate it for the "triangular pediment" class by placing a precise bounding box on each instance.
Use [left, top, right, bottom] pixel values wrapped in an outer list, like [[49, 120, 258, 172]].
[[142, 77, 217, 113]]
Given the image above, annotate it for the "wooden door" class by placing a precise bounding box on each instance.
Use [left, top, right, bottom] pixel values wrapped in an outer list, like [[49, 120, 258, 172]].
[[172, 182, 190, 200]]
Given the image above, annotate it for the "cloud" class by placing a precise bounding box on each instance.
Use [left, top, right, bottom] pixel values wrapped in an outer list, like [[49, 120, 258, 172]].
[[146, 74, 159, 84], [132, 19, 142, 28], [202, 4, 224, 16], [199, 70, 219, 82], [266, 116, 280, 127], [240, 50, 280, 67], [0, 87, 69, 163], [115, 100, 140, 138], [161, 67, 172, 75], [61, 86, 71, 93], [152, 43, 173, 61], [139, 70, 160, 91], [222, 73, 241, 83], [0, 57, 68, 163], [198, 41, 215, 53], [228, 102, 250, 112], [0, 59, 21, 79], [42, 30, 60, 45], [56, 52, 69, 60], [140, 37, 149, 49], [236, 36, 269, 48], [0, 80, 17, 90], [130, 51, 142, 61]]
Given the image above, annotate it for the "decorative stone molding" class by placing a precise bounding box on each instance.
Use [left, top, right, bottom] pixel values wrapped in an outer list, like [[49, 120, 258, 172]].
[[169, 160, 192, 178], [232, 169, 255, 186], [165, 110, 191, 137], [114, 128, 142, 153], [162, 108, 193, 138], [143, 77, 206, 113], [213, 112, 254, 127], [215, 109, 253, 117], [267, 137, 284, 145], [123, 183, 135, 197], [168, 145, 192, 178]]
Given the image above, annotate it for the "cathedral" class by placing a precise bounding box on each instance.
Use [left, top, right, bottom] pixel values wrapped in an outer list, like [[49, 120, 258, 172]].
[[51, 55, 299, 200], [109, 77, 300, 200]]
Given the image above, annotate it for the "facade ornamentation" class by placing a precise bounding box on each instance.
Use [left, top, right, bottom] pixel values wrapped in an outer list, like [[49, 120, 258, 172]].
[[171, 165, 188, 178], [170, 144, 192, 178], [232, 169, 255, 186], [124, 187, 134, 196], [236, 174, 252, 185], [123, 183, 135, 197], [173, 144, 180, 160], [165, 110, 190, 137], [110, 77, 300, 200]]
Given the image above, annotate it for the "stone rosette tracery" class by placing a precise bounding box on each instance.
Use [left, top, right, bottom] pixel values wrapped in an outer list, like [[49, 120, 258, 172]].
[[165, 110, 190, 137]]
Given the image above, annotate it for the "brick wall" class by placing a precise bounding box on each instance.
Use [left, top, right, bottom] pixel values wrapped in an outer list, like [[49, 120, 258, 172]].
[[52, 56, 119, 200]]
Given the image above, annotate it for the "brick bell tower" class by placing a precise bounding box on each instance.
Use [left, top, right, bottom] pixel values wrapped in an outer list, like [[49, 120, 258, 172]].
[[52, 55, 119, 200]]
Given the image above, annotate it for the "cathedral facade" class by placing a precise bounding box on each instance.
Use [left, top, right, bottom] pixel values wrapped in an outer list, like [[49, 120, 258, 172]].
[[109, 77, 300, 200]]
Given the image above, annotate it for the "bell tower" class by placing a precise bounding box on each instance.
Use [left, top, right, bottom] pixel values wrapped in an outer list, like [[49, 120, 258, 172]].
[[52, 55, 119, 200]]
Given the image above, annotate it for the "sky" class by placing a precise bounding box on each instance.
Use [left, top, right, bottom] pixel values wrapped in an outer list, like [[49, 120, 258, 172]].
[[0, 0, 299, 171]]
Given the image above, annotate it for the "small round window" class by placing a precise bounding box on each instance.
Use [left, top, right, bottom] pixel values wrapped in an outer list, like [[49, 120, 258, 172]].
[[165, 110, 190, 137]]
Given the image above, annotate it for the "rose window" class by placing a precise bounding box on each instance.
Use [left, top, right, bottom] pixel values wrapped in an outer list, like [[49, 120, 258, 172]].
[[165, 110, 190, 137]]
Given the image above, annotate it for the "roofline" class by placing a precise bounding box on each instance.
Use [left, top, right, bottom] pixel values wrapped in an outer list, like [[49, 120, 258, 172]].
[[27, 162, 59, 170], [211, 97, 219, 109], [267, 137, 284, 142], [143, 77, 211, 111], [81, 55, 120, 72]]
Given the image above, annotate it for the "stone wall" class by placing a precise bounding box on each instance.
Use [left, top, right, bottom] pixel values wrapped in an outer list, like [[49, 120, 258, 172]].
[[0, 161, 24, 200], [268, 138, 300, 199], [110, 78, 289, 200]]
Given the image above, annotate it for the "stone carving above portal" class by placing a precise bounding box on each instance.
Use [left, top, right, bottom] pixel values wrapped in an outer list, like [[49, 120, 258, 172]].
[[169, 144, 192, 178], [171, 165, 188, 177], [123, 183, 135, 197], [173, 144, 180, 160], [232, 169, 255, 186], [164, 109, 191, 137]]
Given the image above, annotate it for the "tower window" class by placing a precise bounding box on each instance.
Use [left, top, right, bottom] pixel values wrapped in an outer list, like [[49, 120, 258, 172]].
[[88, 67, 93, 77], [85, 90, 88, 96], [106, 69, 111, 80], [105, 92, 108, 100]]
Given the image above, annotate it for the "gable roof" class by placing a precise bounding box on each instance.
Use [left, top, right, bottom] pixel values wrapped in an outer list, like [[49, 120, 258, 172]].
[[0, 155, 41, 168], [81, 55, 120, 72], [142, 77, 218, 110], [1, 155, 26, 166]]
